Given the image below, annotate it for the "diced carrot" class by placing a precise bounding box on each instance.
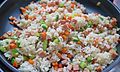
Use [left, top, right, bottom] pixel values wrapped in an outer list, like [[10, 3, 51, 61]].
[[76, 41, 85, 47], [67, 53, 73, 59], [28, 15, 33, 20], [62, 35, 67, 41], [63, 16, 67, 20], [9, 43, 17, 49], [41, 32, 46, 40], [67, 24, 74, 30], [96, 66, 102, 72], [109, 49, 118, 59], [67, 16, 72, 20], [61, 47, 67, 54], [76, 41, 81, 45], [54, 66, 58, 70], [94, 38, 99, 47], [58, 64, 63, 68], [28, 59, 34, 64], [13, 60, 18, 67], [64, 30, 70, 36], [20, 7, 26, 13], [41, 3, 47, 9], [71, 3, 75, 8], [52, 61, 58, 67], [56, 52, 62, 59]]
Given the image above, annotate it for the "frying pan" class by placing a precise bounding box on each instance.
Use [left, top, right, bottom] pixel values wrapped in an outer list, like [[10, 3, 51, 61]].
[[0, 0, 120, 72]]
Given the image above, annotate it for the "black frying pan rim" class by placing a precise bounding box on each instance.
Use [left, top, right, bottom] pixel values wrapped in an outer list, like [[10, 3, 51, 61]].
[[0, 0, 120, 72]]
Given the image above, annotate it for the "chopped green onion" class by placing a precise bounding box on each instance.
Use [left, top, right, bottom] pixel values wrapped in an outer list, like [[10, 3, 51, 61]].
[[0, 46, 6, 52], [72, 37, 79, 42], [87, 56, 92, 63], [55, 15, 59, 21], [29, 55, 35, 59], [23, 56, 29, 61], [43, 40, 47, 51], [12, 49, 19, 55], [54, 39, 60, 44], [85, 21, 93, 28], [41, 24, 48, 29], [17, 41, 21, 48], [80, 27, 84, 32], [40, 20, 45, 24], [99, 16, 104, 21], [35, 32, 41, 37], [11, 58, 15, 64], [80, 61, 87, 69], [59, 3, 64, 7]]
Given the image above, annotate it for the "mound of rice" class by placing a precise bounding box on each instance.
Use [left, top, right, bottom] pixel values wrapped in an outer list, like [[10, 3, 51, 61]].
[[0, 0, 120, 72]]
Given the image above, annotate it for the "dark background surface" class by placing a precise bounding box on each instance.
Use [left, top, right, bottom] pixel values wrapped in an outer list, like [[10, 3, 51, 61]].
[[0, 0, 119, 72]]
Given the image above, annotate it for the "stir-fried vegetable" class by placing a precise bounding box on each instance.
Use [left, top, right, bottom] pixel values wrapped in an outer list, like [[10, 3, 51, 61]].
[[55, 15, 59, 21], [53, 38, 60, 44], [40, 20, 45, 24], [9, 43, 17, 49], [41, 32, 46, 40], [29, 55, 35, 59], [59, 3, 64, 7], [23, 56, 29, 61], [16, 41, 21, 48], [72, 37, 79, 42], [80, 61, 87, 69], [61, 47, 67, 54], [85, 21, 93, 28], [41, 24, 48, 29], [11, 58, 15, 64], [11, 58, 18, 67], [0, 46, 6, 52], [87, 56, 92, 63], [28, 59, 34, 64], [35, 32, 41, 37], [43, 40, 47, 51], [12, 49, 19, 56]]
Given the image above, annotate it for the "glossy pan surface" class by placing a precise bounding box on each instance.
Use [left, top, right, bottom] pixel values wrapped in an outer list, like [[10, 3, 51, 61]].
[[0, 0, 120, 72]]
